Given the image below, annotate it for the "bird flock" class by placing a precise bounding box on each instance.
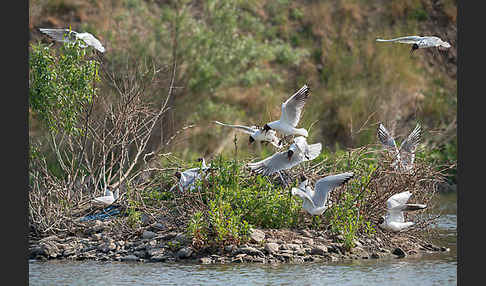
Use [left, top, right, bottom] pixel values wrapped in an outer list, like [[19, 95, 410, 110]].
[[38, 27, 450, 232]]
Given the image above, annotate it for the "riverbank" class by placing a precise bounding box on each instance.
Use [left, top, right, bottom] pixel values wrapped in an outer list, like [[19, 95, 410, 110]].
[[29, 220, 449, 265]]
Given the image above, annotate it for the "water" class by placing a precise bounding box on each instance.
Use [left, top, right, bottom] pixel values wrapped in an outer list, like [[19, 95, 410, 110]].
[[29, 192, 457, 286]]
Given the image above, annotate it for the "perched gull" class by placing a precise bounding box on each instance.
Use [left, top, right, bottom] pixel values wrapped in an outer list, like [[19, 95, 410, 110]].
[[92, 188, 119, 206], [171, 158, 211, 192], [247, 136, 321, 176], [39, 28, 106, 53], [377, 123, 421, 172], [213, 121, 282, 148], [263, 84, 310, 140], [376, 36, 451, 55], [291, 172, 354, 215], [378, 191, 427, 232]]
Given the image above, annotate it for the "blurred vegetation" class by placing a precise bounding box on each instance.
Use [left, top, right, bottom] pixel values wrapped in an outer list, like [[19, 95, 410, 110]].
[[29, 0, 456, 182]]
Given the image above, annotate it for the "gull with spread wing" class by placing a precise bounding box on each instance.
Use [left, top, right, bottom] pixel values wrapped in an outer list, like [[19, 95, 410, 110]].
[[378, 191, 427, 232], [247, 136, 321, 176], [263, 84, 310, 141], [377, 123, 421, 172], [213, 121, 282, 148], [39, 28, 106, 53], [92, 188, 119, 206], [376, 35, 451, 55], [170, 158, 212, 192], [291, 172, 354, 215]]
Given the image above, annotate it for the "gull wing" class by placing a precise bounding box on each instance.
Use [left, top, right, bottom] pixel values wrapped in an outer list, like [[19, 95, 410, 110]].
[[386, 191, 412, 210], [399, 123, 421, 154], [280, 84, 310, 128], [313, 172, 354, 207], [398, 124, 421, 170], [77, 33, 105, 52], [39, 28, 77, 43], [291, 187, 316, 208], [376, 36, 422, 44], [214, 121, 256, 135], [248, 151, 305, 176], [377, 123, 398, 152]]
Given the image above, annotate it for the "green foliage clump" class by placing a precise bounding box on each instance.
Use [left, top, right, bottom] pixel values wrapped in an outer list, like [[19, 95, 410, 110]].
[[29, 40, 100, 135]]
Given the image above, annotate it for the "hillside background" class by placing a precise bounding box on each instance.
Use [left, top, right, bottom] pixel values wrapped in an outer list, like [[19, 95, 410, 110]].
[[28, 0, 457, 180]]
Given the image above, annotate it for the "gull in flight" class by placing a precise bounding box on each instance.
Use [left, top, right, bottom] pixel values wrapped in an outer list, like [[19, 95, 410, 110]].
[[376, 36, 451, 55], [247, 136, 321, 176], [92, 188, 119, 206], [39, 28, 106, 53], [377, 123, 421, 172], [213, 121, 282, 148], [263, 84, 310, 141], [291, 172, 354, 215], [378, 191, 427, 232], [170, 158, 212, 192]]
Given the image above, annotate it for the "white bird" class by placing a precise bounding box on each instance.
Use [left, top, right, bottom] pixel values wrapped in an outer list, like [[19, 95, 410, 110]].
[[377, 123, 421, 172], [171, 158, 211, 192], [376, 35, 451, 55], [213, 121, 282, 148], [263, 84, 310, 139], [92, 188, 119, 206], [39, 28, 106, 53], [291, 172, 354, 215], [378, 191, 427, 232], [247, 136, 321, 176]]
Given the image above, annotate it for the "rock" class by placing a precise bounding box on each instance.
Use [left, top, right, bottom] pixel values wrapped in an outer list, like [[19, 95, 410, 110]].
[[311, 245, 328, 256], [121, 255, 139, 262], [142, 231, 156, 240], [200, 257, 213, 264], [224, 244, 236, 253], [134, 250, 148, 258], [235, 246, 264, 257], [292, 239, 302, 244], [301, 237, 314, 245], [250, 228, 266, 243], [295, 248, 307, 256], [300, 230, 312, 237], [287, 243, 301, 251], [39, 241, 61, 258], [174, 233, 187, 244], [264, 243, 279, 254], [392, 247, 406, 258], [30, 246, 46, 258], [176, 247, 193, 259], [147, 247, 166, 257], [371, 252, 380, 259], [161, 232, 178, 241], [151, 223, 165, 231]]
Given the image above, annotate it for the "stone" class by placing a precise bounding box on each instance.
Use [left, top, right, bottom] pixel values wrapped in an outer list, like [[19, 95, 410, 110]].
[[176, 247, 193, 259], [264, 243, 279, 254], [161, 232, 178, 241], [121, 255, 139, 262], [310, 245, 328, 256], [152, 223, 165, 231], [301, 237, 314, 245], [392, 247, 406, 258], [292, 239, 302, 244], [286, 243, 301, 251], [249, 228, 266, 243], [224, 244, 236, 253], [235, 246, 264, 257], [142, 230, 157, 240], [147, 247, 166, 257], [200, 257, 212, 264], [300, 230, 312, 237]]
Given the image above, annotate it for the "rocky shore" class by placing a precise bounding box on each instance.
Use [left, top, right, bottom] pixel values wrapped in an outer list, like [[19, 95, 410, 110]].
[[29, 220, 449, 264]]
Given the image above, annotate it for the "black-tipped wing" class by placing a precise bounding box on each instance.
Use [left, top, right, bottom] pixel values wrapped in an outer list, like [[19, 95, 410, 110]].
[[214, 121, 256, 135], [281, 84, 310, 127], [377, 123, 398, 151], [248, 151, 306, 176], [313, 172, 354, 207], [39, 28, 77, 43]]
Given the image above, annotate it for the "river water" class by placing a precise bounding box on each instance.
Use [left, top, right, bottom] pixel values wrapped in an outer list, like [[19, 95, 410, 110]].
[[29, 192, 457, 286]]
